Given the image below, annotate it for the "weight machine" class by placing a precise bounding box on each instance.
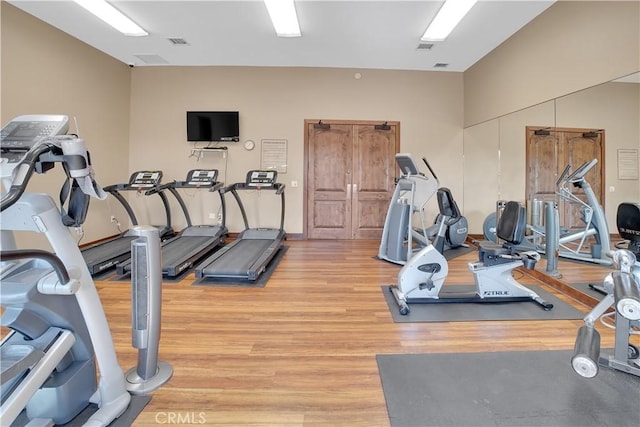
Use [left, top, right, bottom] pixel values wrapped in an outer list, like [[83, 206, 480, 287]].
[[571, 203, 640, 378]]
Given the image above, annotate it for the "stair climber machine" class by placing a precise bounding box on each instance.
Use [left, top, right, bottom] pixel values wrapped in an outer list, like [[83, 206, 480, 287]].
[[378, 153, 468, 265], [0, 115, 172, 426], [81, 170, 176, 275], [195, 170, 286, 282], [389, 200, 553, 315], [117, 169, 228, 278], [572, 202, 640, 379]]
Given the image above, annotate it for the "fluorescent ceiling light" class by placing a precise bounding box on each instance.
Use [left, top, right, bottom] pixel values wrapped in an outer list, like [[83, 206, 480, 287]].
[[264, 0, 301, 37], [74, 0, 148, 36], [421, 0, 478, 41]]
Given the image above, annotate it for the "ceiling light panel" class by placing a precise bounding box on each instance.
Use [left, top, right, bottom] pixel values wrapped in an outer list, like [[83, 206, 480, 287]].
[[264, 0, 301, 37], [74, 0, 148, 36], [422, 0, 478, 41]]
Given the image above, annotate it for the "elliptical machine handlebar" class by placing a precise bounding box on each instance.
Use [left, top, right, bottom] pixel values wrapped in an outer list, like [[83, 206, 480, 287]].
[[1, 135, 105, 213], [1, 249, 70, 284], [1, 142, 57, 212], [422, 157, 439, 182], [555, 163, 572, 187], [566, 159, 597, 183]]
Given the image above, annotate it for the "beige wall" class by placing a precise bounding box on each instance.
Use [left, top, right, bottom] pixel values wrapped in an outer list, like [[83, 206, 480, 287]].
[[129, 67, 463, 234], [3, 1, 638, 243], [464, 1, 640, 127], [1, 3, 131, 249]]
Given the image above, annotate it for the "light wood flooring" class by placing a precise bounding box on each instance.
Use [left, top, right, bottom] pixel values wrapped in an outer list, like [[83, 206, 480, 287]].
[[89, 239, 637, 426]]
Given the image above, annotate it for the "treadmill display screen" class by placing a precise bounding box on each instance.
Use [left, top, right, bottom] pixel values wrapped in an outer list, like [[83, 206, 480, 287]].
[[186, 169, 217, 186], [246, 170, 277, 187], [130, 171, 162, 188]]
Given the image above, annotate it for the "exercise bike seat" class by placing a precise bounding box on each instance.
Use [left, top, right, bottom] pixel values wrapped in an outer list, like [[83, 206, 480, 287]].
[[478, 201, 530, 266]]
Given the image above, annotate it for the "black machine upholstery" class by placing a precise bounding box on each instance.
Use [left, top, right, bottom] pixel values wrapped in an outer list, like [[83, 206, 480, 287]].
[[496, 201, 527, 245], [433, 187, 465, 253], [478, 201, 531, 267], [617, 202, 640, 256], [436, 188, 462, 222]]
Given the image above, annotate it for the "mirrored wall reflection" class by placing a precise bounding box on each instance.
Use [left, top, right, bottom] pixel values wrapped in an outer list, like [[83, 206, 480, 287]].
[[463, 72, 640, 235]]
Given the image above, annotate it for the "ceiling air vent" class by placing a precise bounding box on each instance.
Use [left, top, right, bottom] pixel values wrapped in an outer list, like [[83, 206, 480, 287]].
[[416, 43, 434, 50], [434, 63, 449, 68], [168, 38, 189, 45], [134, 54, 169, 65]]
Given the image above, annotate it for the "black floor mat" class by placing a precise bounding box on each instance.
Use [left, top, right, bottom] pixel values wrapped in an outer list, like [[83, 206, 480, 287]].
[[12, 394, 151, 426], [377, 350, 640, 427], [381, 284, 585, 322]]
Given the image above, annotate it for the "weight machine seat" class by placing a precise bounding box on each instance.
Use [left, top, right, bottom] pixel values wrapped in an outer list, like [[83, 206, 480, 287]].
[[478, 201, 529, 265]]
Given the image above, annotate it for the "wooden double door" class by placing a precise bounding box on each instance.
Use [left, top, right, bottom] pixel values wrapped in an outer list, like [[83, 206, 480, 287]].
[[526, 126, 605, 231], [305, 120, 399, 239]]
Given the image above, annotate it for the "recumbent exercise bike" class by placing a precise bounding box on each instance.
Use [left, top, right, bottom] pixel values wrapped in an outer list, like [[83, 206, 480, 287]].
[[390, 200, 553, 315]]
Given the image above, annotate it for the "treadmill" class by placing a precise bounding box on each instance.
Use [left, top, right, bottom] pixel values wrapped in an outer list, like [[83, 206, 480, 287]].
[[81, 171, 175, 275], [116, 169, 228, 278], [195, 170, 286, 281]]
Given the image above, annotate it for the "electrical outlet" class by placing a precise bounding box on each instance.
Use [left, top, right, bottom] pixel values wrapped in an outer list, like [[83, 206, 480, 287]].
[[208, 213, 217, 220], [110, 215, 117, 223]]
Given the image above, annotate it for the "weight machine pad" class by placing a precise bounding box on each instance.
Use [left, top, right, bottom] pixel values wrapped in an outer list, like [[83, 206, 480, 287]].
[[377, 350, 640, 427]]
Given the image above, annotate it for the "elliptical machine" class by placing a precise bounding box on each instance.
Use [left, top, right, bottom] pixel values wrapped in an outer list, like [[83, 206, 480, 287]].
[[378, 153, 468, 265], [390, 200, 553, 315], [484, 159, 611, 265], [571, 203, 640, 379], [0, 115, 172, 425]]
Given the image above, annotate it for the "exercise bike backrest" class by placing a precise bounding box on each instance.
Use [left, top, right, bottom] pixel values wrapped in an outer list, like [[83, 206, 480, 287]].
[[617, 202, 640, 257], [436, 187, 462, 225], [496, 201, 527, 246]]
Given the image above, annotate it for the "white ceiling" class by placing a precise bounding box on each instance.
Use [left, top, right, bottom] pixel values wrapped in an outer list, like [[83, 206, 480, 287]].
[[8, 0, 556, 72]]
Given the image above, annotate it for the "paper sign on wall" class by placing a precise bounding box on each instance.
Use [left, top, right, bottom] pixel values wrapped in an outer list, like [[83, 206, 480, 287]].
[[261, 139, 288, 173]]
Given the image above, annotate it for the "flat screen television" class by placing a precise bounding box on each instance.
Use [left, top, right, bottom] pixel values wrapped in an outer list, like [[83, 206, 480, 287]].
[[186, 111, 239, 142]]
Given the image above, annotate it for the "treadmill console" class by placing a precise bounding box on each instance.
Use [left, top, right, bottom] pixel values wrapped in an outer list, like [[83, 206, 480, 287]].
[[129, 171, 163, 189], [185, 169, 218, 186], [395, 153, 419, 176], [246, 170, 277, 188], [1, 115, 69, 165]]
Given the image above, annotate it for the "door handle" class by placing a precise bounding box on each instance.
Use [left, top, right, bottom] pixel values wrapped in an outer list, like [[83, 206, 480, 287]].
[[346, 183, 351, 198]]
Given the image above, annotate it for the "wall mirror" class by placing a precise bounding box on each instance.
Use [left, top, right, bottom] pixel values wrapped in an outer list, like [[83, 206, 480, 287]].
[[462, 71, 640, 295], [463, 71, 640, 235]]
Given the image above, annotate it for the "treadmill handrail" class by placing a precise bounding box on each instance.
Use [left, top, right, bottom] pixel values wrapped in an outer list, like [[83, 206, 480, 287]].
[[164, 178, 226, 229], [225, 181, 286, 232]]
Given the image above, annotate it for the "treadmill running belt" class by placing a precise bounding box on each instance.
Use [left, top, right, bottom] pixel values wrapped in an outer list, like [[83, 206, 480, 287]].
[[82, 236, 136, 273], [161, 236, 214, 267], [200, 239, 275, 277]]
